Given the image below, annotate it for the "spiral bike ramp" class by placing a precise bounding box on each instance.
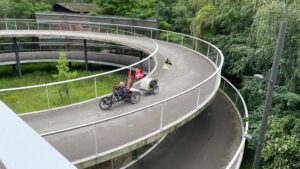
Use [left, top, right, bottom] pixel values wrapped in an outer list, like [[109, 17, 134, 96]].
[[0, 20, 247, 169]]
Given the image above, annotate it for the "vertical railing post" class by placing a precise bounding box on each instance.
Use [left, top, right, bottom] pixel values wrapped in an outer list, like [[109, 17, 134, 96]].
[[166, 32, 169, 42], [215, 53, 219, 65], [94, 77, 98, 98], [160, 104, 163, 129], [27, 22, 29, 30], [195, 40, 198, 51], [5, 21, 8, 30], [207, 45, 210, 57], [151, 29, 153, 39], [15, 20, 17, 30], [45, 85, 50, 109], [197, 86, 201, 107], [181, 35, 184, 46], [148, 58, 151, 74], [116, 25, 119, 34], [94, 124, 98, 158], [235, 93, 239, 105]]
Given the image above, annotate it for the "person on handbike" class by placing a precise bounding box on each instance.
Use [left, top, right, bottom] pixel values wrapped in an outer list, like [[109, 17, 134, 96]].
[[114, 81, 128, 99]]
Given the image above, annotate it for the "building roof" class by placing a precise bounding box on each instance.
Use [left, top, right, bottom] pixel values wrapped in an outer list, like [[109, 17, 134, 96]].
[[0, 101, 76, 169], [54, 3, 98, 13]]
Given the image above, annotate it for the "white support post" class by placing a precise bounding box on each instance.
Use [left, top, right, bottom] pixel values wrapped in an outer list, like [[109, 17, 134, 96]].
[[148, 59, 151, 74], [181, 35, 184, 45], [45, 85, 50, 109], [94, 124, 98, 158], [235, 93, 239, 105], [166, 32, 169, 42], [116, 25, 118, 34], [15, 21, 17, 30], [5, 21, 8, 30], [94, 77, 98, 98], [207, 45, 210, 57], [215, 53, 219, 65]]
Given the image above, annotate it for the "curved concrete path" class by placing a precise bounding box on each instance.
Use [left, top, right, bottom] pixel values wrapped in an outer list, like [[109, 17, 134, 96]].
[[128, 92, 242, 169], [0, 30, 241, 168]]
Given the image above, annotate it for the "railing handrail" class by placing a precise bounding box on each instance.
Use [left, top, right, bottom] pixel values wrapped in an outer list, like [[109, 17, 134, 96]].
[[0, 19, 223, 57], [0, 22, 159, 92], [222, 77, 249, 169]]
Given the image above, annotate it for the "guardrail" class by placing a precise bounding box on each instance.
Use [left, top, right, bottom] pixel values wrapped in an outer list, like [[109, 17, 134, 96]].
[[221, 77, 249, 169], [0, 41, 147, 54], [0, 20, 227, 166]]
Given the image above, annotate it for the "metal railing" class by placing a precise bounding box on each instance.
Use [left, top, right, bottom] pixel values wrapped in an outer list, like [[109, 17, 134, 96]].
[[0, 20, 159, 113], [0, 20, 227, 165], [221, 77, 249, 169], [0, 41, 148, 54]]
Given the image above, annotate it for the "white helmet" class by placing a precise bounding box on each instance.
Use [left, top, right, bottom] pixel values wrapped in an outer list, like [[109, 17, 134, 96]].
[[120, 81, 125, 86]]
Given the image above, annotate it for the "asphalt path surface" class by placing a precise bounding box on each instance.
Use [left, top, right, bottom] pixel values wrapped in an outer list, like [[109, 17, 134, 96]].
[[0, 30, 241, 166]]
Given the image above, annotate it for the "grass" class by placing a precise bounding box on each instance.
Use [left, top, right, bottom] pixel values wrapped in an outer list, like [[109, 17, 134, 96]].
[[0, 62, 127, 114]]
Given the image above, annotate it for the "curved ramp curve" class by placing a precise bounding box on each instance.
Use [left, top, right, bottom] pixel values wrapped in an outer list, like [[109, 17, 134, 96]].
[[0, 27, 242, 169], [127, 91, 242, 169]]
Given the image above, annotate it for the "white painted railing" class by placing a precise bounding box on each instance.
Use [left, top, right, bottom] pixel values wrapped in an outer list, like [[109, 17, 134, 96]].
[[221, 77, 249, 169]]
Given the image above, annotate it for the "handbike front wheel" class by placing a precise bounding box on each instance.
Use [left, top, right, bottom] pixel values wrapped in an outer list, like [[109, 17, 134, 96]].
[[99, 97, 112, 110]]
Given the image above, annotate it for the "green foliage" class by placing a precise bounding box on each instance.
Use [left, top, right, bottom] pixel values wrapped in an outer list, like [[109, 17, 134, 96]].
[[191, 4, 216, 38], [93, 0, 135, 16], [53, 52, 77, 80], [0, 0, 51, 19], [52, 52, 77, 103]]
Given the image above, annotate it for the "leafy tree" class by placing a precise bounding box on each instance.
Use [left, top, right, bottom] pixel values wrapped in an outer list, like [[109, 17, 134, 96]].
[[191, 4, 216, 37], [0, 0, 51, 19], [53, 52, 77, 103]]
